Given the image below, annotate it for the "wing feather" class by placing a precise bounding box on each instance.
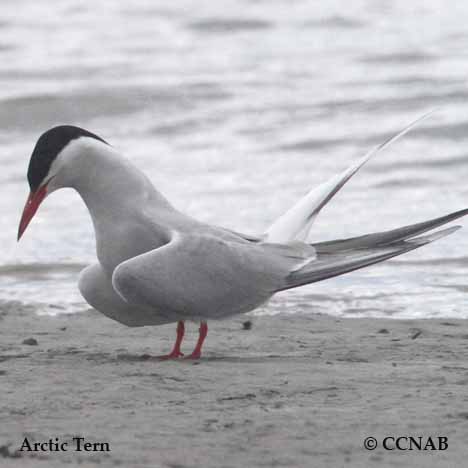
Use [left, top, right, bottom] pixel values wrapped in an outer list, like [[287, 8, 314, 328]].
[[111, 234, 310, 320]]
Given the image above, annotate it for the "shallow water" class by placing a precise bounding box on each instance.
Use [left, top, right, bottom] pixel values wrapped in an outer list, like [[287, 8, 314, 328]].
[[2, 0, 468, 318]]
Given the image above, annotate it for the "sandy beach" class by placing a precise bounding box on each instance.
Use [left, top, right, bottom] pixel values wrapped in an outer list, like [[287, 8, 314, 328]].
[[0, 302, 467, 468]]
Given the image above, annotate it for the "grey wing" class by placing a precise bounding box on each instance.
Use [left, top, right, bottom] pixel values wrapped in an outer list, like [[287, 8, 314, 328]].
[[220, 227, 264, 243], [111, 234, 306, 320]]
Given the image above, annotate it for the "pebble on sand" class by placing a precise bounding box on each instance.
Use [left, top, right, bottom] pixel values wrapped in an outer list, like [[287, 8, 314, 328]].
[[22, 338, 38, 346], [242, 320, 252, 330]]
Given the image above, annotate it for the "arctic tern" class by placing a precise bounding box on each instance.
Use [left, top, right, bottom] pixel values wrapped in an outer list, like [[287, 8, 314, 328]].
[[17, 114, 468, 358]]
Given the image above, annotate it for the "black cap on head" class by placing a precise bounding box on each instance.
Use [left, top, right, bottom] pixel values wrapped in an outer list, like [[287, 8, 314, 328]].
[[27, 125, 108, 192]]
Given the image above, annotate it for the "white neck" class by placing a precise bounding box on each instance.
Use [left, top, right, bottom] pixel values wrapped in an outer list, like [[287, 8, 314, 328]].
[[60, 140, 171, 215], [51, 138, 182, 272]]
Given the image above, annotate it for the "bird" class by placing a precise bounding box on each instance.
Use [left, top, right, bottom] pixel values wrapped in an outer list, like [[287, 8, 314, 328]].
[[17, 114, 468, 359]]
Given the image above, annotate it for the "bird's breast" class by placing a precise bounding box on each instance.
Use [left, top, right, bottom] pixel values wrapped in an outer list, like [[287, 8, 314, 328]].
[[95, 220, 169, 275]]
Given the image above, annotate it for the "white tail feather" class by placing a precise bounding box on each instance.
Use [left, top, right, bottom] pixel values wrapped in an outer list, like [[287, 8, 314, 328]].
[[264, 110, 436, 243]]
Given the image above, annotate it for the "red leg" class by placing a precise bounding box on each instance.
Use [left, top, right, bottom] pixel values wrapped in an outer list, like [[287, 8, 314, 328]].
[[158, 321, 185, 359], [186, 321, 208, 359]]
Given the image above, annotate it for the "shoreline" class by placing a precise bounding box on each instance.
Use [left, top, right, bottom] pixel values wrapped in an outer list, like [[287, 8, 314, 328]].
[[1, 304, 467, 467]]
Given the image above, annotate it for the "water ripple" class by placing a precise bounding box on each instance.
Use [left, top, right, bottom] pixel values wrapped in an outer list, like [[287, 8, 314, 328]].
[[188, 18, 273, 34]]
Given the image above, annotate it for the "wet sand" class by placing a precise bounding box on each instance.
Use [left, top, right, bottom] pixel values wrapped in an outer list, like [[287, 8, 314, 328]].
[[1, 302, 467, 468]]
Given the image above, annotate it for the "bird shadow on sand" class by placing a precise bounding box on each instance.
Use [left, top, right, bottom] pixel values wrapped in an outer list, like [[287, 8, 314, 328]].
[[113, 353, 315, 364], [198, 354, 315, 364], [70, 351, 316, 365], [39, 347, 317, 365]]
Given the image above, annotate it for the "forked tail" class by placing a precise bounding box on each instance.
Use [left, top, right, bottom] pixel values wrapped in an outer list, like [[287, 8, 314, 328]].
[[279, 208, 468, 291]]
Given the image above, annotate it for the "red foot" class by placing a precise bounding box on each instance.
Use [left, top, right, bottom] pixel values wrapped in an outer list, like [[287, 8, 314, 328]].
[[158, 321, 185, 360], [184, 322, 208, 360], [184, 351, 201, 360], [158, 350, 184, 360]]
